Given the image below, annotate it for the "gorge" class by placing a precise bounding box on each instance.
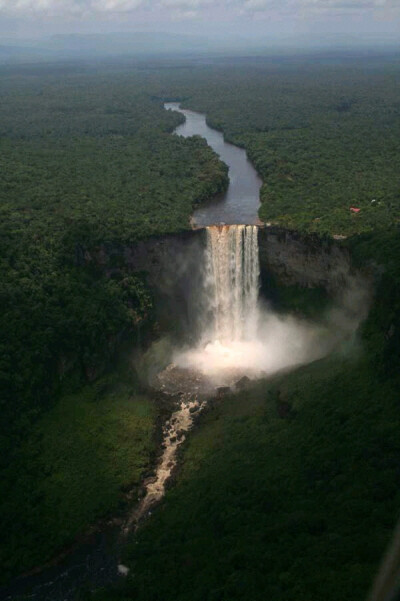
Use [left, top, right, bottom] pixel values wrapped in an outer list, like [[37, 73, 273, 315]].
[[2, 58, 400, 601], [2, 102, 370, 601]]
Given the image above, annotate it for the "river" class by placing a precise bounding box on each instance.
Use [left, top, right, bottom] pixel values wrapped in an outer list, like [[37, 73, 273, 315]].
[[165, 102, 261, 226], [0, 103, 261, 601]]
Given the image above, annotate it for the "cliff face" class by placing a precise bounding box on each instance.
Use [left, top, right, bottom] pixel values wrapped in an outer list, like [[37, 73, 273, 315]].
[[258, 226, 354, 294], [69, 230, 206, 383], [119, 227, 353, 298], [122, 230, 204, 290], [123, 230, 206, 340], [75, 225, 371, 385], [84, 226, 366, 344]]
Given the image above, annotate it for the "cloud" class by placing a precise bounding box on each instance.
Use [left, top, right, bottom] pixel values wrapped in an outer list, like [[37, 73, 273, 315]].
[[171, 9, 198, 18], [238, 0, 398, 14], [161, 0, 201, 5], [93, 0, 143, 11], [240, 0, 280, 13], [156, 0, 210, 21], [0, 0, 78, 14], [159, 0, 216, 22], [0, 0, 144, 15], [301, 0, 390, 8], [0, 0, 397, 17]]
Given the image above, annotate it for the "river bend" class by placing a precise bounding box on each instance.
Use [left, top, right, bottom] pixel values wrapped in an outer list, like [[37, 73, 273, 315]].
[[165, 102, 261, 226]]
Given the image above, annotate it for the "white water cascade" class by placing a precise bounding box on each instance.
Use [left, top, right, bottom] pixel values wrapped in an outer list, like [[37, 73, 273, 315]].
[[173, 224, 266, 382], [128, 226, 262, 527], [204, 225, 260, 342]]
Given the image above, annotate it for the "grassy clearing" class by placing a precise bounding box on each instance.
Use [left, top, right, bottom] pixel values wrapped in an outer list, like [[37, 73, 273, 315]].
[[0, 371, 155, 583]]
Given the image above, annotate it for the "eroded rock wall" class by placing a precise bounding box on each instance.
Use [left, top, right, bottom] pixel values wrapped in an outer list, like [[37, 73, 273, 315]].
[[258, 227, 353, 294], [85, 230, 206, 340], [124, 230, 206, 340], [84, 226, 364, 343]]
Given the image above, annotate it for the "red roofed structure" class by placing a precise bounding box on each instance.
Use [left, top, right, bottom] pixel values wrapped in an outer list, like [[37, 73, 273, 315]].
[[350, 207, 361, 213]]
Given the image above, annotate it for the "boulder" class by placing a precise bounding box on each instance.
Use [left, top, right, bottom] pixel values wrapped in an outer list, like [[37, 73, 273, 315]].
[[118, 564, 130, 576], [277, 400, 292, 419], [235, 375, 251, 390], [217, 386, 231, 398]]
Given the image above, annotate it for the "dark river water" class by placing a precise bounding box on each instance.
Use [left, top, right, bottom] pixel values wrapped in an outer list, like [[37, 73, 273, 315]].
[[0, 103, 262, 601], [165, 102, 261, 225], [0, 527, 121, 601]]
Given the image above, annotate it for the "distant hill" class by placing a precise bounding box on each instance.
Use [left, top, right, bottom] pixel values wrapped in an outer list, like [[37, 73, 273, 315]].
[[43, 32, 208, 56], [0, 32, 223, 63], [0, 43, 56, 62], [0, 31, 398, 64]]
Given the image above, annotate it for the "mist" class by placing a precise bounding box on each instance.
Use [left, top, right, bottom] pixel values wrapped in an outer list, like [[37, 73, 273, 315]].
[[159, 225, 371, 392], [174, 284, 370, 388], [1, 32, 399, 63]]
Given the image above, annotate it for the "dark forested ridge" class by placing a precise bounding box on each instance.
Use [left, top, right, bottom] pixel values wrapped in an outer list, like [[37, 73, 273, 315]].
[[96, 361, 400, 601], [0, 70, 228, 426], [0, 67, 228, 581], [94, 227, 400, 601], [1, 56, 400, 595]]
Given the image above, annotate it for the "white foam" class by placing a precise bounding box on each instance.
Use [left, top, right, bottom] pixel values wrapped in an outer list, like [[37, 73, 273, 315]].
[[174, 225, 345, 385]]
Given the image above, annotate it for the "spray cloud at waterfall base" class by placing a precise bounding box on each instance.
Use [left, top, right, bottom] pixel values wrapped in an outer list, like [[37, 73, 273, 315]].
[[170, 225, 367, 389], [128, 228, 369, 534]]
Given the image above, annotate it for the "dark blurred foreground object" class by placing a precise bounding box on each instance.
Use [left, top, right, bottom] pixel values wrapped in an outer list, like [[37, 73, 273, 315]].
[[368, 519, 400, 601]]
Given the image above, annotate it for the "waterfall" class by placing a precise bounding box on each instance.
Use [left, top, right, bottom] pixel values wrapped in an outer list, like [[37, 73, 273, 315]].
[[204, 225, 260, 342], [174, 221, 347, 383]]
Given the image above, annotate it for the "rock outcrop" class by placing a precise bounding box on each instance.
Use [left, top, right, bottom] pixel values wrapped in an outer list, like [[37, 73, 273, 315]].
[[258, 226, 354, 294], [81, 225, 367, 343]]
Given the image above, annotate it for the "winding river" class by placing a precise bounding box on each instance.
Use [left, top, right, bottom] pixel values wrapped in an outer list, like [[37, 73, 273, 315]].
[[0, 104, 261, 601], [165, 102, 261, 226]]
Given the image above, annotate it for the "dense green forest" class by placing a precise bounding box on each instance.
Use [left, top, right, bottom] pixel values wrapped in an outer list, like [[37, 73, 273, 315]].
[[95, 364, 400, 601], [88, 58, 399, 601], [1, 56, 400, 596], [1, 365, 155, 582], [146, 58, 400, 235], [0, 71, 229, 425], [0, 67, 228, 582]]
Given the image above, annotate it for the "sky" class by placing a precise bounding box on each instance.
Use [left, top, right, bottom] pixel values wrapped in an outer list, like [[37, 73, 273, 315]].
[[0, 0, 399, 41]]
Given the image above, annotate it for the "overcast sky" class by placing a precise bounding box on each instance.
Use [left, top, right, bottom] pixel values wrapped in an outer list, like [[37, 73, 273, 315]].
[[0, 0, 399, 40]]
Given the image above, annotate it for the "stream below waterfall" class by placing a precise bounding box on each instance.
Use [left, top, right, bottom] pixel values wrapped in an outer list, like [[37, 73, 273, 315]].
[[1, 105, 263, 601]]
